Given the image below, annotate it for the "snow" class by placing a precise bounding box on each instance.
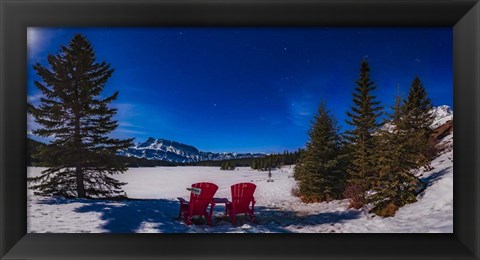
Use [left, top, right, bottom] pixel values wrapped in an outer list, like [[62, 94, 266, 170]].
[[430, 105, 453, 128], [27, 132, 453, 233]]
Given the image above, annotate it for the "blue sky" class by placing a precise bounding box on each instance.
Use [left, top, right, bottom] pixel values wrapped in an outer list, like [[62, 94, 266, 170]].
[[27, 27, 452, 153]]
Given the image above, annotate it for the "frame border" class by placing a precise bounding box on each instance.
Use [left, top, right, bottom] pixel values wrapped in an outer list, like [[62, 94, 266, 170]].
[[1, 0, 479, 259]]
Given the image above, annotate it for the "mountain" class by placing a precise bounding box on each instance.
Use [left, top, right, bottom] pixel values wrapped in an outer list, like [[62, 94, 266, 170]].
[[117, 137, 266, 163], [430, 106, 453, 155], [430, 105, 453, 128]]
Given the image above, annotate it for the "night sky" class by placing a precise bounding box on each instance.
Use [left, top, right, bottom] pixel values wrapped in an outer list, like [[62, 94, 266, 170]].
[[27, 27, 452, 153]]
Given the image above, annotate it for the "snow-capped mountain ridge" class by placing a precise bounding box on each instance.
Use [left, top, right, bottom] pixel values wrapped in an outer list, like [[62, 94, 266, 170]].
[[431, 105, 452, 128], [118, 137, 265, 163], [136, 137, 200, 155], [383, 105, 452, 131]]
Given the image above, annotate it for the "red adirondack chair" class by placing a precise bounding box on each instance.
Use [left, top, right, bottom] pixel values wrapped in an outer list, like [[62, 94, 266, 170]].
[[226, 182, 256, 225], [177, 182, 218, 226]]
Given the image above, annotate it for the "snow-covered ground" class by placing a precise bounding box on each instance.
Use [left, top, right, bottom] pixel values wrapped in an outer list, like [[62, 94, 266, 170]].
[[27, 135, 453, 233]]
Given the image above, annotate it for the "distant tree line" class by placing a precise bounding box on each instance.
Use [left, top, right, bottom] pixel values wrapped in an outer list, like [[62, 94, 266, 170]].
[[186, 157, 259, 167], [220, 161, 236, 171], [120, 156, 178, 167], [250, 150, 303, 171], [27, 138, 45, 166], [294, 60, 435, 217], [214, 150, 304, 171], [188, 152, 304, 170]]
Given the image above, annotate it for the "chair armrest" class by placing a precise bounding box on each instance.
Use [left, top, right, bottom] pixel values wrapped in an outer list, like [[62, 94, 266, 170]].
[[177, 197, 188, 204], [213, 197, 230, 204]]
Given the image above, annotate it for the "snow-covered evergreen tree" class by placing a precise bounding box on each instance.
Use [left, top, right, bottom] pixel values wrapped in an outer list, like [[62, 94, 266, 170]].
[[344, 60, 383, 208], [402, 76, 435, 170], [294, 103, 346, 202], [28, 34, 133, 198], [369, 95, 420, 216]]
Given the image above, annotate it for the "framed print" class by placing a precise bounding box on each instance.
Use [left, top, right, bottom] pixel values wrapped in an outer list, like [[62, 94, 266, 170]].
[[1, 0, 479, 259]]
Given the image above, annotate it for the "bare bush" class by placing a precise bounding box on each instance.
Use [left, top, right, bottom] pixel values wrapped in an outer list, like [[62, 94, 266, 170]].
[[343, 184, 365, 209]]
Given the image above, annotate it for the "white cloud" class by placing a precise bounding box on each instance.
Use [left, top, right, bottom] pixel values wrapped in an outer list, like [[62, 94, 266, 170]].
[[287, 94, 316, 127], [111, 103, 148, 137], [118, 121, 136, 128], [115, 128, 146, 135], [27, 93, 43, 103], [27, 114, 39, 133], [27, 27, 54, 60], [113, 103, 137, 118]]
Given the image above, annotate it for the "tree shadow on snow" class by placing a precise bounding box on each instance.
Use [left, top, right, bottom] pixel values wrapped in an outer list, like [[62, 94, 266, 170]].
[[37, 197, 362, 233], [253, 206, 363, 230], [420, 166, 451, 187], [38, 197, 189, 233], [211, 205, 362, 232]]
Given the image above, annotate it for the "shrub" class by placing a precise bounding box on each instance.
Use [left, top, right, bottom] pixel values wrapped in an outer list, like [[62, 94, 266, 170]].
[[291, 186, 301, 197], [371, 201, 399, 217], [343, 184, 365, 209]]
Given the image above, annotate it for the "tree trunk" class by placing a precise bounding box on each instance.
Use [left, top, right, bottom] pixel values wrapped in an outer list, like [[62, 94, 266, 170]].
[[76, 166, 86, 198], [74, 98, 86, 198]]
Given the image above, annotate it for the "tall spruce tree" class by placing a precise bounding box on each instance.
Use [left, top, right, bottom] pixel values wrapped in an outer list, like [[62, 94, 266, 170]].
[[344, 60, 383, 208], [369, 95, 420, 216], [402, 76, 435, 170], [28, 34, 134, 198], [294, 103, 346, 203]]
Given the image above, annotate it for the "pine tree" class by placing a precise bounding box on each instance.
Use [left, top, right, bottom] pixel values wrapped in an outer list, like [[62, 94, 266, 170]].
[[251, 159, 258, 170], [261, 160, 267, 171], [344, 60, 383, 208], [369, 94, 420, 216], [220, 161, 235, 170], [229, 161, 236, 170], [294, 103, 346, 203], [28, 34, 134, 199], [220, 161, 228, 170], [402, 76, 435, 170]]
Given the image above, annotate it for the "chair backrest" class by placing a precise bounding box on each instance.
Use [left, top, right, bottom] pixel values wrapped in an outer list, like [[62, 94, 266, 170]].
[[189, 182, 218, 215], [230, 182, 256, 213]]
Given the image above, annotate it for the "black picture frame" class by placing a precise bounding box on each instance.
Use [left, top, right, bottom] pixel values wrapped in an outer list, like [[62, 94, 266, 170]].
[[1, 0, 479, 259]]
